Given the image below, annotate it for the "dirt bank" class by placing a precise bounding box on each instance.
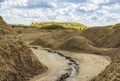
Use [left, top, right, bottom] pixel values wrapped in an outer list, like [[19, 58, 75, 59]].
[[0, 16, 47, 81]]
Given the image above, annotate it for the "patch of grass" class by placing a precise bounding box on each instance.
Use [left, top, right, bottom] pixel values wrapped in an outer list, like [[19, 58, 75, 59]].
[[30, 22, 87, 30]]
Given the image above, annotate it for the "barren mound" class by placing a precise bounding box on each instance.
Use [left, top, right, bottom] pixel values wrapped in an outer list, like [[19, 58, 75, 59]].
[[59, 36, 100, 53], [0, 37, 47, 81], [82, 27, 120, 48], [30, 30, 103, 53], [0, 16, 16, 35], [96, 28, 120, 48], [81, 27, 112, 47], [30, 30, 83, 49], [0, 16, 47, 81]]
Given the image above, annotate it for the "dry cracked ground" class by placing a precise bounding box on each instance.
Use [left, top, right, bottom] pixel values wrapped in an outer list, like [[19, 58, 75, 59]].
[[0, 16, 120, 81]]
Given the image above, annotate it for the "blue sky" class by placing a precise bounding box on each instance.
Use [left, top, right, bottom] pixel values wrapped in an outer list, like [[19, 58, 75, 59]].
[[0, 0, 120, 26]]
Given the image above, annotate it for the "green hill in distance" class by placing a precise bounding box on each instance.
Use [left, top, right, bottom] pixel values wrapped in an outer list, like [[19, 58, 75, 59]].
[[29, 22, 88, 30]]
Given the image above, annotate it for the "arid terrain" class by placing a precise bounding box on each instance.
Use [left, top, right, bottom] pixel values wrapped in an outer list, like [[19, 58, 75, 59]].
[[13, 22, 120, 81], [0, 16, 47, 81], [0, 16, 120, 81]]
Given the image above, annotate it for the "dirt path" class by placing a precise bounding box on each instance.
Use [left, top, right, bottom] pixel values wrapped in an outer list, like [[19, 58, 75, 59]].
[[30, 46, 71, 81], [30, 46, 111, 81]]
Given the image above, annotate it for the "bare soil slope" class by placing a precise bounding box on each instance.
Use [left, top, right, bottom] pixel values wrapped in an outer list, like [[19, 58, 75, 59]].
[[97, 28, 120, 48], [0, 16, 47, 81], [82, 27, 120, 48], [29, 30, 106, 54], [81, 27, 112, 47], [0, 16, 16, 35], [60, 36, 98, 53], [81, 27, 120, 81], [91, 53, 120, 81], [29, 30, 83, 49]]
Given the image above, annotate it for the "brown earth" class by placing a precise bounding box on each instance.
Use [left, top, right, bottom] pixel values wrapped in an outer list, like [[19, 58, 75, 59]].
[[81, 27, 120, 48], [81, 27, 120, 81], [81, 27, 112, 46], [29, 45, 111, 81], [91, 54, 120, 81], [28, 29, 111, 54], [0, 16, 16, 35], [0, 16, 47, 81], [13, 21, 120, 81]]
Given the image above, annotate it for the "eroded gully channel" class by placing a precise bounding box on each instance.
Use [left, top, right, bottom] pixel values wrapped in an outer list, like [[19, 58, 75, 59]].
[[30, 45, 79, 81], [46, 49, 79, 81]]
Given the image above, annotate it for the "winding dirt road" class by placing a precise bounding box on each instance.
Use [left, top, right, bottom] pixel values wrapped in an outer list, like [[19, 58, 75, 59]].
[[30, 46, 111, 81]]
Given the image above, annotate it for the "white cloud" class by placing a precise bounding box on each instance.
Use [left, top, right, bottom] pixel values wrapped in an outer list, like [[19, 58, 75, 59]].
[[0, 0, 119, 26], [1, 0, 27, 8], [78, 3, 99, 11], [0, 0, 57, 9], [26, 0, 57, 8], [88, 0, 110, 4]]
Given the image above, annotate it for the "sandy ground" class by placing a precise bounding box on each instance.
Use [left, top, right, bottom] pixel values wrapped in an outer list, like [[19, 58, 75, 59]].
[[29, 45, 111, 81], [61, 51, 111, 81], [30, 46, 70, 81]]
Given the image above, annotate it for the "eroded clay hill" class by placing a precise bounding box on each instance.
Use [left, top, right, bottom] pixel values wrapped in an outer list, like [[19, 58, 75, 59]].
[[0, 16, 16, 35], [81, 26, 120, 48], [0, 16, 47, 81]]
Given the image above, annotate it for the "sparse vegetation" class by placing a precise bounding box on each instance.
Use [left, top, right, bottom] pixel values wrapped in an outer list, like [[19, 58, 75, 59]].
[[30, 22, 87, 30]]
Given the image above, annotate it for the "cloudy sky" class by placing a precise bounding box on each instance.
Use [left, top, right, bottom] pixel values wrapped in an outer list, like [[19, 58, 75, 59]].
[[0, 0, 120, 26]]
